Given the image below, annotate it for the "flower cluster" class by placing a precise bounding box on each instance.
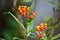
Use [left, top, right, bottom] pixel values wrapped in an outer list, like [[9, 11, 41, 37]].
[[18, 6, 36, 20], [36, 23, 47, 38], [18, 6, 29, 16]]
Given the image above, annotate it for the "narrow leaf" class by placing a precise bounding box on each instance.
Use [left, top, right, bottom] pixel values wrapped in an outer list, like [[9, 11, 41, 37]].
[[47, 0, 57, 5], [51, 34, 60, 40], [27, 19, 34, 33], [48, 25, 58, 30], [29, 1, 35, 13], [8, 12, 26, 30]]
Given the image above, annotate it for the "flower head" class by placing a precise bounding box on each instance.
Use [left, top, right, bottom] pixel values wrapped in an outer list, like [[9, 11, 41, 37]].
[[36, 23, 47, 38], [18, 6, 36, 20], [36, 23, 47, 32], [18, 6, 30, 16], [40, 23, 47, 30]]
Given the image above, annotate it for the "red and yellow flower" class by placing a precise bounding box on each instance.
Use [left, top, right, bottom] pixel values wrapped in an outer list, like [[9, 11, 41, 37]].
[[36, 23, 47, 32], [39, 23, 47, 31], [18, 6, 36, 20], [18, 6, 30, 16], [36, 23, 47, 38]]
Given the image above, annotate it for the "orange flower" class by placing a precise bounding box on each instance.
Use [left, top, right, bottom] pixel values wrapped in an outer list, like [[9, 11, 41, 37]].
[[36, 23, 47, 32], [18, 6, 29, 16], [36, 23, 47, 38], [40, 23, 47, 30], [18, 6, 36, 20]]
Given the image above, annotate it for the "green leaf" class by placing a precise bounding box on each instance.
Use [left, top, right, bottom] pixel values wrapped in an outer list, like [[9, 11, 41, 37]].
[[5, 14, 19, 36], [27, 27, 36, 37], [27, 32, 31, 37], [48, 25, 58, 30], [30, 27, 36, 32], [4, 12, 26, 38], [3, 30, 13, 40], [46, 25, 58, 37], [17, 0, 23, 5], [29, 1, 35, 13], [26, 19, 35, 37], [29, 35, 38, 39], [41, 33, 48, 40], [8, 12, 25, 30], [13, 37, 25, 40], [23, 0, 32, 2], [46, 29, 53, 36], [27, 19, 34, 33], [44, 17, 52, 23], [51, 34, 60, 40], [47, 0, 57, 5]]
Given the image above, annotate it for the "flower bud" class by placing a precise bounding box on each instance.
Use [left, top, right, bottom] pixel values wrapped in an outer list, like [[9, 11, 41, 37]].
[[38, 33, 44, 38]]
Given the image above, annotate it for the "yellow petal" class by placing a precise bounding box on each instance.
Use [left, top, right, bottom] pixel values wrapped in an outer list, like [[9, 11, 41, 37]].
[[27, 7, 30, 10], [36, 26, 40, 30]]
